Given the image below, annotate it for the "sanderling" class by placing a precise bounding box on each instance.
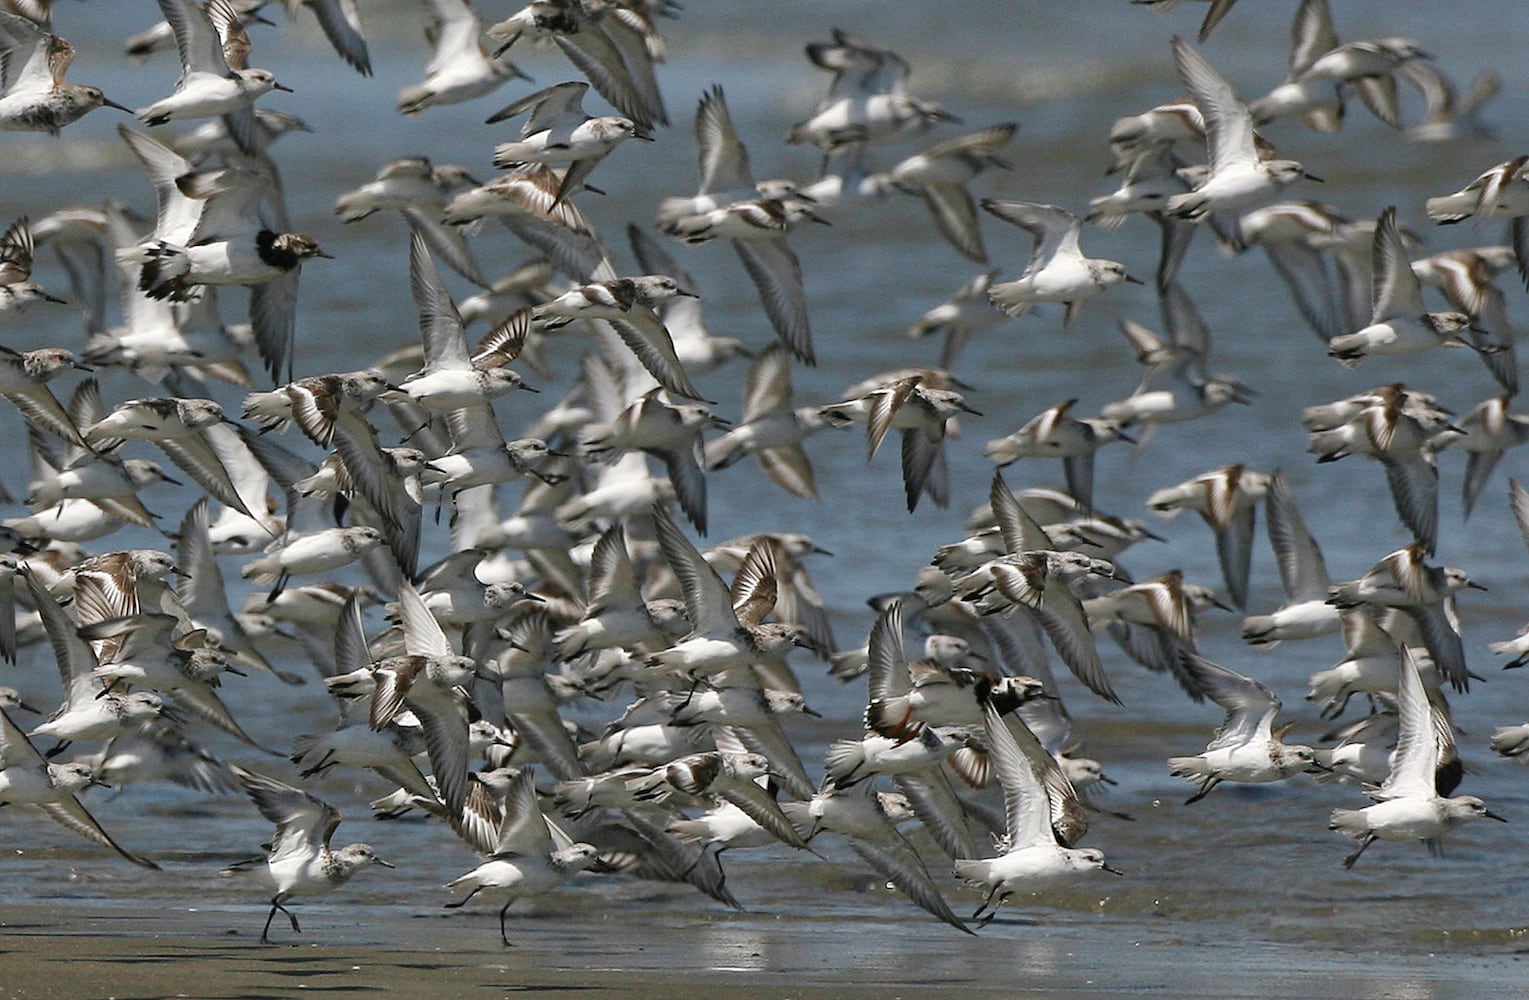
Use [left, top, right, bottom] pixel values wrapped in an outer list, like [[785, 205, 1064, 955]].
[[819, 371, 979, 512], [397, 0, 526, 116], [1147, 464, 1270, 610], [1329, 207, 1475, 367], [0, 14, 130, 132], [1168, 651, 1323, 803], [981, 200, 1140, 324], [1399, 59, 1498, 144], [488, 81, 652, 206], [1240, 470, 1340, 645], [136, 0, 291, 149], [224, 764, 394, 942], [870, 123, 1018, 264], [704, 344, 827, 500], [0, 705, 160, 868], [443, 767, 601, 944], [788, 29, 956, 150], [1329, 649, 1504, 867], [0, 216, 65, 321], [1165, 37, 1317, 223], [955, 703, 1120, 926], [486, 1, 668, 129], [984, 399, 1129, 511]]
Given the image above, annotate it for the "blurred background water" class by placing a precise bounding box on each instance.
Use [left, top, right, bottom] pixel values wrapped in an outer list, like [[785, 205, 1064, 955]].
[[3, 1, 1529, 989]]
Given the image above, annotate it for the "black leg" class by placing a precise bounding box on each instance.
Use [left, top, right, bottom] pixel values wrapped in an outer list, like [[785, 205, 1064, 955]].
[[1343, 834, 1375, 869], [498, 901, 514, 946], [1184, 777, 1219, 805], [445, 886, 481, 909]]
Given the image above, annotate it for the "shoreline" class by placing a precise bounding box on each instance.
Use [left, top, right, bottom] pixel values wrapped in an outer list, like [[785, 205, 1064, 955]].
[[3, 902, 1527, 999]]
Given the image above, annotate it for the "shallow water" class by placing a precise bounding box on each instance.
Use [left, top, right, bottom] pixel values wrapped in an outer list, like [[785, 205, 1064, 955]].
[[3, 1, 1529, 995]]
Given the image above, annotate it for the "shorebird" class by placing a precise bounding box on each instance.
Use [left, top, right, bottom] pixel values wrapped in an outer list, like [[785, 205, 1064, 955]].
[[0, 706, 159, 868], [0, 13, 130, 132], [954, 703, 1120, 926], [223, 764, 394, 942], [1329, 650, 1505, 867], [1167, 651, 1323, 803], [981, 200, 1139, 324]]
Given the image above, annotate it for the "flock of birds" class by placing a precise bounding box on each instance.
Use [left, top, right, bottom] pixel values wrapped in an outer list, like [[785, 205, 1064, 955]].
[[1, 0, 1529, 947]]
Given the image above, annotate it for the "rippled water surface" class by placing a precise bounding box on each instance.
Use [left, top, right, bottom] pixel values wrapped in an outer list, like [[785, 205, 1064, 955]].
[[3, 2, 1529, 995]]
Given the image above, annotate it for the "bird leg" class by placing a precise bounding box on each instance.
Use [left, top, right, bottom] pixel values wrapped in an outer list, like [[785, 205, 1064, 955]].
[[444, 886, 481, 909], [1342, 834, 1376, 869], [498, 900, 515, 946], [1183, 776, 1219, 805], [261, 895, 300, 943]]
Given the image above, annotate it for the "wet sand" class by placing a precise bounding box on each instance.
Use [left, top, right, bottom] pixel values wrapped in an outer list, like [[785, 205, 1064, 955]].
[[3, 901, 1526, 999]]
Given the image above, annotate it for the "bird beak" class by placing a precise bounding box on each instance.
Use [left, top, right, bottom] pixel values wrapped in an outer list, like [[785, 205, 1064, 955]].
[[1102, 863, 1125, 876], [43, 292, 67, 304], [1467, 581, 1489, 591], [491, 33, 522, 59], [1486, 810, 1509, 822], [159, 473, 184, 487], [102, 96, 133, 113], [313, 248, 335, 259], [1123, 274, 1145, 285], [273, 82, 294, 94], [1303, 172, 1324, 183], [375, 857, 397, 868], [73, 360, 94, 372], [800, 704, 822, 718], [634, 128, 655, 142], [1208, 594, 1236, 612], [1098, 773, 1117, 785]]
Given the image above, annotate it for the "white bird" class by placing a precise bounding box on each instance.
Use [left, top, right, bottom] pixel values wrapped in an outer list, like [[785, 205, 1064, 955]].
[[0, 706, 159, 868], [24, 568, 171, 751], [1146, 464, 1270, 610], [787, 29, 955, 150], [1328, 208, 1475, 366], [397, 0, 525, 116], [0, 13, 130, 133], [1167, 651, 1322, 803], [223, 764, 394, 942], [443, 768, 601, 945], [906, 270, 1006, 369], [1165, 36, 1316, 222], [1241, 471, 1340, 645], [136, 0, 291, 150], [981, 200, 1139, 324], [661, 86, 819, 365], [703, 343, 826, 501], [1426, 156, 1529, 292], [487, 81, 651, 206], [954, 704, 1120, 926], [0, 215, 65, 320], [1329, 650, 1505, 867], [984, 398, 1129, 511]]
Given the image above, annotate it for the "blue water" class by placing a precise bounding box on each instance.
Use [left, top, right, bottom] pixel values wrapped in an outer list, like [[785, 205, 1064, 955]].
[[2, 1, 1529, 988]]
